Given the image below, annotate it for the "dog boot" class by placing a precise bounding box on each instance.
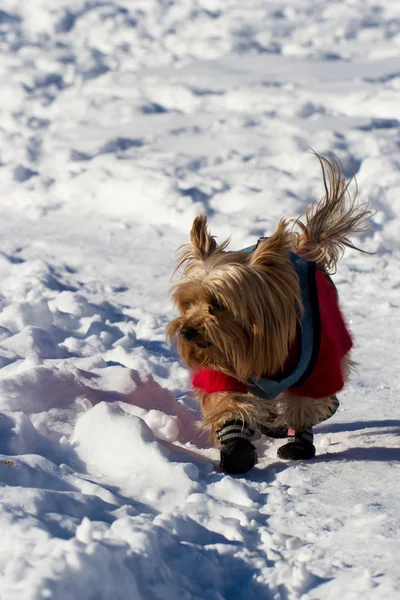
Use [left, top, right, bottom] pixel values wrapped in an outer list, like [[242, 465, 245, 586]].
[[216, 420, 257, 475], [277, 427, 316, 460]]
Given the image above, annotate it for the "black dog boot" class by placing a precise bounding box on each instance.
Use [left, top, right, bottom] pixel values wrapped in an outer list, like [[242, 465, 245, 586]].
[[217, 420, 257, 475], [277, 427, 316, 460]]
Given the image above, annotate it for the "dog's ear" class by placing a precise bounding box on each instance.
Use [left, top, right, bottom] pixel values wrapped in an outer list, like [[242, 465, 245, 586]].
[[190, 215, 217, 260], [174, 215, 220, 274], [249, 220, 291, 268]]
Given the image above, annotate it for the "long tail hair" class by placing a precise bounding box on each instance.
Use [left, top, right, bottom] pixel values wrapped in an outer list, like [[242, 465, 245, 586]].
[[291, 153, 373, 273]]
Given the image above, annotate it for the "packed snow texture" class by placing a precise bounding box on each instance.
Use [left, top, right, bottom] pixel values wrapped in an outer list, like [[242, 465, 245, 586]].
[[0, 1, 399, 599]]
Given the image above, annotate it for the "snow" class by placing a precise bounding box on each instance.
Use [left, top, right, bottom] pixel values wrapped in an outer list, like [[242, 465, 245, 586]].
[[0, 0, 399, 598]]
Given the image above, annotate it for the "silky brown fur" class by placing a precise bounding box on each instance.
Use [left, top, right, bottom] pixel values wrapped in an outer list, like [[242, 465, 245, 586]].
[[167, 154, 371, 443]]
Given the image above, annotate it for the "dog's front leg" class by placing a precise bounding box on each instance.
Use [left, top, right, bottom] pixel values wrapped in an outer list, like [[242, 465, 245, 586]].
[[195, 389, 258, 475]]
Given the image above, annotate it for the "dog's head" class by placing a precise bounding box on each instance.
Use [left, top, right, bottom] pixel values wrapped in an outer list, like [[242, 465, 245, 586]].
[[167, 216, 301, 381]]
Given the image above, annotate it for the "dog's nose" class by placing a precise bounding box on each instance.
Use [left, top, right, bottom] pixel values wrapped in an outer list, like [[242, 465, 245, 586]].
[[180, 326, 197, 341]]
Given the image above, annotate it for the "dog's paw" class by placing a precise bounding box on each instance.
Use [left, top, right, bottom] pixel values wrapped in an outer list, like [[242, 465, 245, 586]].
[[277, 441, 316, 460], [220, 439, 257, 475]]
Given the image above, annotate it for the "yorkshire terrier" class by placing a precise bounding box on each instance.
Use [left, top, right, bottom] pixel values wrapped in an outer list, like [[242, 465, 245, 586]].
[[167, 154, 372, 475]]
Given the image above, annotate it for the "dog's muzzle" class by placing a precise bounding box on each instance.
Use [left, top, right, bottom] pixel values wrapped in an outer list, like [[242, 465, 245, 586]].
[[180, 326, 197, 341], [180, 326, 212, 348]]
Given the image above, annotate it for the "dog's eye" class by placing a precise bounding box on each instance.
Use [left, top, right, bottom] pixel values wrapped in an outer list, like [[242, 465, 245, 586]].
[[209, 299, 224, 315], [183, 301, 191, 310]]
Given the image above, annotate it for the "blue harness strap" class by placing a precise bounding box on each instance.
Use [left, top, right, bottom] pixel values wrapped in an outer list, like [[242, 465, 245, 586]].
[[241, 240, 320, 400]]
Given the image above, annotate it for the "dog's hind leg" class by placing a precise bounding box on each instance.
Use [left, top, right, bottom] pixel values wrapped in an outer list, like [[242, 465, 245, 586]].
[[314, 395, 339, 424], [274, 392, 326, 460], [274, 393, 340, 459], [259, 395, 339, 442], [258, 422, 288, 438], [277, 426, 316, 460]]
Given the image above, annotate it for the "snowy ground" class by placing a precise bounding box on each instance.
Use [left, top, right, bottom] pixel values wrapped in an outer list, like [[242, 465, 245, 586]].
[[0, 1, 399, 598]]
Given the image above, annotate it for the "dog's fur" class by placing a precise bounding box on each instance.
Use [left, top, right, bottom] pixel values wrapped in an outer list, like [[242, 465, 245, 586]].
[[167, 154, 372, 447]]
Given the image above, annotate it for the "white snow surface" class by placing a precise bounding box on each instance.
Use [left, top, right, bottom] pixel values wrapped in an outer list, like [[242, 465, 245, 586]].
[[0, 1, 399, 598]]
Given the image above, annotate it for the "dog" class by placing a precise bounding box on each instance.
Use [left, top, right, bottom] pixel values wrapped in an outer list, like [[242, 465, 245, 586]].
[[167, 154, 372, 474]]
